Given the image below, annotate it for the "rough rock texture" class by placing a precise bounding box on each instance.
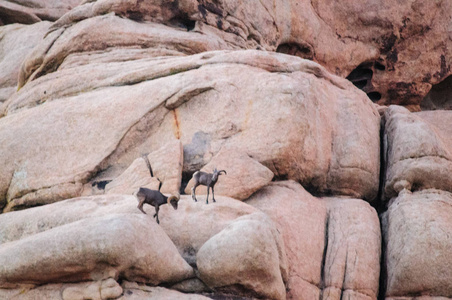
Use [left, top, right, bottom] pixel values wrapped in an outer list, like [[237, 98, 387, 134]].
[[0, 21, 51, 103], [18, 0, 450, 108], [382, 189, 452, 298], [0, 194, 288, 299], [322, 198, 381, 300], [246, 181, 381, 300], [103, 157, 161, 196], [197, 212, 287, 300], [156, 195, 289, 299], [421, 75, 452, 111], [0, 280, 211, 300], [154, 195, 258, 266], [0, 212, 194, 287], [312, 0, 451, 108], [2, 1, 450, 298], [0, 48, 380, 212], [383, 106, 452, 200], [105, 140, 183, 195], [119, 282, 211, 300], [0, 0, 80, 24], [185, 148, 274, 200]]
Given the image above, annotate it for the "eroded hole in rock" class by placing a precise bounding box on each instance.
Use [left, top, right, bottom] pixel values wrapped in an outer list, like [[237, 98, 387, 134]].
[[375, 61, 386, 71], [347, 61, 386, 102], [367, 91, 382, 102], [421, 75, 452, 110], [354, 80, 368, 89], [276, 42, 314, 60], [346, 64, 373, 83], [180, 171, 195, 194], [125, 10, 144, 22], [169, 15, 196, 31], [91, 180, 112, 190]]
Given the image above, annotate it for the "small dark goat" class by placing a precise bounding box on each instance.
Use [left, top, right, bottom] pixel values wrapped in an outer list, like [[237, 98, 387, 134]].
[[191, 168, 227, 204], [135, 185, 179, 224]]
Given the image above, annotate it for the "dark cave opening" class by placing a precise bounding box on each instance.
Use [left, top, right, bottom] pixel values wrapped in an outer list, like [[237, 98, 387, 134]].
[[276, 42, 314, 60], [367, 91, 382, 102], [420, 75, 452, 111]]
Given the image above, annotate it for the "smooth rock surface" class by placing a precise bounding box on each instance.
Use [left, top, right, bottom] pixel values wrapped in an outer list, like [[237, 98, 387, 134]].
[[0, 50, 380, 212], [383, 106, 452, 200], [0, 21, 51, 103], [0, 0, 80, 24], [197, 212, 288, 300], [119, 282, 211, 300], [105, 140, 183, 195], [0, 280, 211, 300], [0, 213, 194, 287], [247, 181, 381, 300], [104, 157, 160, 195], [382, 189, 452, 298], [246, 181, 326, 299], [185, 148, 274, 201]]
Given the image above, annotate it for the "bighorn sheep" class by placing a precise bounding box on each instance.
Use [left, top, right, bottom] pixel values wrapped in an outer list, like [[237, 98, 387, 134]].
[[135, 182, 179, 224], [191, 168, 227, 204]]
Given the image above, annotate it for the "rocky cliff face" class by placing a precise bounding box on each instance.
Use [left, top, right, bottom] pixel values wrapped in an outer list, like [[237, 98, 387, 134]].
[[0, 1, 450, 299]]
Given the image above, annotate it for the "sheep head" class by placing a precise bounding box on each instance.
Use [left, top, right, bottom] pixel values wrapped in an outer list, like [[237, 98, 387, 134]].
[[167, 193, 180, 210]]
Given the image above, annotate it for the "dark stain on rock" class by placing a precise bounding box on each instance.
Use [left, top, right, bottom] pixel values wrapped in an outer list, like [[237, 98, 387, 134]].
[[440, 55, 449, 78], [183, 131, 212, 171], [126, 10, 144, 22], [276, 42, 314, 60], [386, 48, 398, 71], [380, 33, 397, 53], [216, 16, 223, 29], [172, 109, 181, 140], [198, 4, 208, 19], [386, 82, 419, 103]]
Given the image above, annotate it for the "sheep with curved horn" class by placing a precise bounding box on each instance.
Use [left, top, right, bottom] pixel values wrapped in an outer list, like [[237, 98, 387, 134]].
[[135, 179, 179, 224], [191, 168, 227, 204]]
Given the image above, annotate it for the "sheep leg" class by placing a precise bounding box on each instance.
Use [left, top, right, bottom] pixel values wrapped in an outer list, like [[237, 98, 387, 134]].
[[137, 197, 147, 214], [206, 186, 210, 204], [192, 184, 199, 202], [212, 186, 216, 203], [154, 206, 160, 224]]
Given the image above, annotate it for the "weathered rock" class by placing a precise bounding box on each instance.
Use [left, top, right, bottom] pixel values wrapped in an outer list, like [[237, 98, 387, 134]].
[[0, 202, 194, 287], [197, 212, 287, 300], [62, 278, 123, 300], [0, 49, 380, 212], [120, 282, 211, 300], [170, 278, 209, 294], [383, 106, 452, 200], [246, 181, 326, 299], [312, 0, 451, 108], [31, 0, 452, 108], [146, 139, 183, 194], [185, 148, 274, 201], [156, 195, 289, 299], [0, 280, 210, 300], [0, 194, 289, 299], [322, 198, 381, 300], [247, 181, 381, 300], [104, 157, 160, 195], [156, 195, 260, 265], [421, 75, 452, 111], [105, 140, 183, 195], [382, 189, 452, 298], [0, 0, 80, 24], [0, 22, 51, 103]]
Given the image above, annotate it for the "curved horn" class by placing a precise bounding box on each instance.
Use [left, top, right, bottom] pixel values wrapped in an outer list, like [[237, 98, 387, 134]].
[[167, 193, 180, 204], [218, 170, 227, 175]]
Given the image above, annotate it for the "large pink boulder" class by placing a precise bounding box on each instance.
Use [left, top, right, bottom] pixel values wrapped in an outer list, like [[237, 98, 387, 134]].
[[247, 181, 381, 300]]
